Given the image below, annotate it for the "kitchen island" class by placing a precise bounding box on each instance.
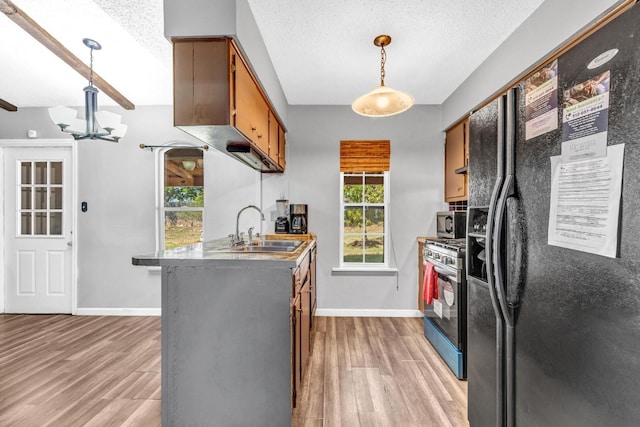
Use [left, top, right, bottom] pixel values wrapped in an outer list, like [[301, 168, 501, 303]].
[[132, 236, 316, 426]]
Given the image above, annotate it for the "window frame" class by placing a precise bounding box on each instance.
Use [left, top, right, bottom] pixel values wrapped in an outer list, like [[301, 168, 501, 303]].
[[339, 171, 390, 268], [156, 146, 205, 251]]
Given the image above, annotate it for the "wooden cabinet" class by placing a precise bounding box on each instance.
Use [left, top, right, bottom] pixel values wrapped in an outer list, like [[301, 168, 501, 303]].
[[444, 119, 469, 201], [278, 126, 286, 169], [309, 246, 317, 325], [291, 291, 301, 408], [290, 246, 315, 409], [173, 37, 286, 172]]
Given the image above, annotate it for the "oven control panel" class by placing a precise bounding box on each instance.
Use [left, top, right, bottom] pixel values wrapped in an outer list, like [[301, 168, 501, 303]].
[[423, 244, 464, 270]]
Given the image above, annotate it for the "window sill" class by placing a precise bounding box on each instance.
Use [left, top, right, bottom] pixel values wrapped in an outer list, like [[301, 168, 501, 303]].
[[331, 266, 398, 276]]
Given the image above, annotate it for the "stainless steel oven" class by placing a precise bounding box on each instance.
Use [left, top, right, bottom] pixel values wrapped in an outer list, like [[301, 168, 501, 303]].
[[423, 239, 467, 379]]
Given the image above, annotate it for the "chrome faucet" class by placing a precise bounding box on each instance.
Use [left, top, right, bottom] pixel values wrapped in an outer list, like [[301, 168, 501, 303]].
[[233, 205, 264, 246]]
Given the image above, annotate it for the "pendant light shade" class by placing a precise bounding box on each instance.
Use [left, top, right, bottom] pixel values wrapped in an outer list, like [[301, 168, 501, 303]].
[[352, 35, 414, 117]]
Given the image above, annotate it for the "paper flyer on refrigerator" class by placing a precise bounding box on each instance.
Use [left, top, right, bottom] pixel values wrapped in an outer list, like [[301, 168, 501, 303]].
[[561, 70, 611, 162], [525, 60, 559, 140], [548, 144, 624, 258]]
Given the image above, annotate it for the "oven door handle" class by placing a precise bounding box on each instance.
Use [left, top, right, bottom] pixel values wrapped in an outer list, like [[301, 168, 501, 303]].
[[433, 265, 459, 282]]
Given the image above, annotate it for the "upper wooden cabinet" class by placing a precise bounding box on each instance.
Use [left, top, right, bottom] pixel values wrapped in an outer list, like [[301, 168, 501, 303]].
[[173, 37, 286, 172], [444, 119, 469, 202]]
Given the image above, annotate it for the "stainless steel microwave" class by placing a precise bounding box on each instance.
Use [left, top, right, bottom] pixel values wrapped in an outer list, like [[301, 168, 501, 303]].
[[436, 211, 467, 239]]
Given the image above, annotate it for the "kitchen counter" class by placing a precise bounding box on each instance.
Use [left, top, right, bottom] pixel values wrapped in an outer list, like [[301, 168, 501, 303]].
[[132, 236, 315, 267], [132, 237, 316, 426]]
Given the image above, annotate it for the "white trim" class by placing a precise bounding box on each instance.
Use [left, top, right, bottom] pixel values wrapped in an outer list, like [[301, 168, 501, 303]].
[[75, 308, 161, 316], [331, 266, 398, 274], [315, 308, 423, 318], [71, 139, 78, 315], [0, 149, 4, 313], [0, 139, 73, 148], [339, 171, 390, 267]]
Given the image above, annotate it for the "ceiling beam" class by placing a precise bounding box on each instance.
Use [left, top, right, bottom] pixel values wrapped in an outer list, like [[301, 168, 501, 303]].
[[0, 0, 135, 110], [0, 98, 17, 111]]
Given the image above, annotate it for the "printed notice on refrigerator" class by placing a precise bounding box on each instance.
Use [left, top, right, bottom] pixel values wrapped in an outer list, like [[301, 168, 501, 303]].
[[525, 60, 558, 140], [548, 144, 624, 258], [561, 70, 611, 162]]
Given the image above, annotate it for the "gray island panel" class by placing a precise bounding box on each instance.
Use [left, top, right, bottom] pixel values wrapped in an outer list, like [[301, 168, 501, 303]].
[[163, 263, 293, 426]]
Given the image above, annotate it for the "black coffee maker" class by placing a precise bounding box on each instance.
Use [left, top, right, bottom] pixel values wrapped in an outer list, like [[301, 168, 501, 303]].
[[289, 204, 308, 234]]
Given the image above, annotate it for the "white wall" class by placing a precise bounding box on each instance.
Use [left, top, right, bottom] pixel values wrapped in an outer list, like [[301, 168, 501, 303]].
[[264, 105, 445, 314], [441, 0, 625, 129], [0, 106, 260, 311]]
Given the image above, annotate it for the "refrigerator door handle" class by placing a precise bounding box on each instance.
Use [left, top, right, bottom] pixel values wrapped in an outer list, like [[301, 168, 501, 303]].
[[486, 93, 507, 324], [493, 87, 518, 427], [492, 173, 515, 327], [485, 93, 507, 427]]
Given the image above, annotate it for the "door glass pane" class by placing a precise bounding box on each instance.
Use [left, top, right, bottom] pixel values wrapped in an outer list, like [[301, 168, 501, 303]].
[[50, 188, 63, 209], [50, 162, 63, 184], [343, 175, 363, 203], [35, 212, 47, 235], [343, 234, 363, 263], [21, 188, 32, 209], [164, 211, 203, 250], [50, 213, 63, 235], [35, 187, 47, 209], [21, 213, 32, 235], [35, 162, 48, 184], [21, 162, 32, 184], [364, 235, 384, 263]]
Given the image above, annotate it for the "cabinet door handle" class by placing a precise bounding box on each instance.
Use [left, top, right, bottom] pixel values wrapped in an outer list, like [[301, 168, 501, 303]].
[[251, 126, 257, 132]]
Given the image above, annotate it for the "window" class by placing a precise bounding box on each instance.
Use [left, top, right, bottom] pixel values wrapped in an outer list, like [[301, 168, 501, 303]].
[[338, 139, 391, 267], [340, 172, 389, 265], [19, 161, 64, 236], [160, 148, 204, 250]]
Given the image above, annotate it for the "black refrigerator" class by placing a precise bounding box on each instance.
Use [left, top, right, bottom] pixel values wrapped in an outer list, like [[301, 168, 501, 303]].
[[466, 3, 640, 427]]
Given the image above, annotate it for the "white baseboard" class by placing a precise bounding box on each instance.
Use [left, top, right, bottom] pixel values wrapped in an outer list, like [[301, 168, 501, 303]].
[[315, 308, 423, 318], [75, 308, 161, 316]]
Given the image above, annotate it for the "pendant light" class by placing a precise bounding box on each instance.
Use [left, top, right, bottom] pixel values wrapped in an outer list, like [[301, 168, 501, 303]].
[[352, 35, 414, 117], [48, 38, 127, 142]]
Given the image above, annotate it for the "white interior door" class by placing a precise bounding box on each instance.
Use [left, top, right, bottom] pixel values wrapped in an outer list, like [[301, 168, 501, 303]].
[[4, 147, 73, 313]]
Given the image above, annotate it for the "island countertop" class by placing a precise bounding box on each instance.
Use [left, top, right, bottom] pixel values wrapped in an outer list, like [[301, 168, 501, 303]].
[[132, 236, 315, 268]]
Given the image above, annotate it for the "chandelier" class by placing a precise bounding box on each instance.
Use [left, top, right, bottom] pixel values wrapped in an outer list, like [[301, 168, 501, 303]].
[[352, 35, 414, 117], [48, 38, 127, 142]]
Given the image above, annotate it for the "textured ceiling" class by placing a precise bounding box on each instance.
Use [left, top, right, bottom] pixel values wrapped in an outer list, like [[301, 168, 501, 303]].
[[0, 0, 544, 109], [248, 0, 545, 105]]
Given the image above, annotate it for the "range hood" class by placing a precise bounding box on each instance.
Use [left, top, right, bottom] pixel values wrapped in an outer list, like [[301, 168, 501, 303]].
[[176, 124, 281, 173], [226, 141, 277, 172]]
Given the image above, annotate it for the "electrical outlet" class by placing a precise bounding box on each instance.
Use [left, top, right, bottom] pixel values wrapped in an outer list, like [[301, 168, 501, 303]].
[[270, 210, 277, 221]]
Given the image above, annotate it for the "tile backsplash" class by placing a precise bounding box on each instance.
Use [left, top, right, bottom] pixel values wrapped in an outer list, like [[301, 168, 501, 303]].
[[448, 200, 468, 211]]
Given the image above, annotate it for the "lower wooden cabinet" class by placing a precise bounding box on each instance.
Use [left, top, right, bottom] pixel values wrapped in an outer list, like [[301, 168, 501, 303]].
[[291, 292, 302, 408], [290, 247, 315, 409]]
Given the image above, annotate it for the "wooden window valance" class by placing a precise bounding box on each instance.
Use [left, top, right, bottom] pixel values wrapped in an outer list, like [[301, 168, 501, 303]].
[[340, 140, 390, 172]]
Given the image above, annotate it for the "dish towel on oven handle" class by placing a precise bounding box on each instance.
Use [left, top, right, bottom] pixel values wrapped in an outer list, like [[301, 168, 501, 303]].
[[423, 262, 439, 305]]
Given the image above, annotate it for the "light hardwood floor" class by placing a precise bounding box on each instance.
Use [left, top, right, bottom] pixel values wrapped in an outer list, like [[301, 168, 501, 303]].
[[293, 317, 469, 427], [0, 315, 468, 426]]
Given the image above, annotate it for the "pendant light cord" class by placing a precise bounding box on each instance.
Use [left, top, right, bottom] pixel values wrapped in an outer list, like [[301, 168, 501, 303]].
[[380, 44, 386, 86], [88, 47, 95, 87]]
